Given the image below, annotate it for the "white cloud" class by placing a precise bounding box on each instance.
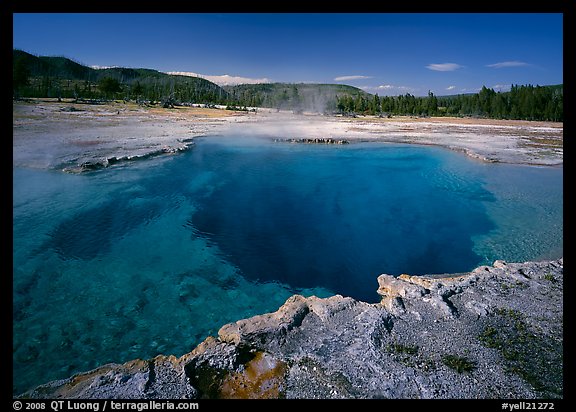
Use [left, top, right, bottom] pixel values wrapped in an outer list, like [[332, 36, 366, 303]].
[[426, 63, 464, 72], [486, 61, 529, 69], [446, 85, 456, 90], [460, 87, 482, 93], [91, 65, 118, 70], [334, 75, 373, 81], [360, 84, 418, 95], [377, 85, 413, 91], [167, 71, 271, 86], [492, 84, 512, 92]]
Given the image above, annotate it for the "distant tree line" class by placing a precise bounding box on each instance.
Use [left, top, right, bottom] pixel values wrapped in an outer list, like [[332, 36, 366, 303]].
[[222, 83, 368, 113], [12, 49, 229, 105], [13, 49, 562, 122], [335, 85, 563, 122], [13, 70, 229, 106]]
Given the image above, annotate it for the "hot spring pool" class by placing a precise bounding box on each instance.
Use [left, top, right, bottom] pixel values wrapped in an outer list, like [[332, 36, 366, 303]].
[[13, 135, 563, 394]]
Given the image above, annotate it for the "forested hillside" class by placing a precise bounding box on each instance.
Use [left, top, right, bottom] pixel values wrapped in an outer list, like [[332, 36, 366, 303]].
[[336, 85, 563, 122], [223, 83, 369, 113], [12, 49, 229, 105], [13, 49, 562, 121], [12, 50, 365, 112]]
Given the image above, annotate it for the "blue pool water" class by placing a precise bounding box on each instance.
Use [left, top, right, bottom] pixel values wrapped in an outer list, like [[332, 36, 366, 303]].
[[12, 136, 563, 394]]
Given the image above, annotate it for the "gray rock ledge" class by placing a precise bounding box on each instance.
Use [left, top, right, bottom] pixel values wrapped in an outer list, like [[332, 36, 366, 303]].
[[18, 258, 563, 399]]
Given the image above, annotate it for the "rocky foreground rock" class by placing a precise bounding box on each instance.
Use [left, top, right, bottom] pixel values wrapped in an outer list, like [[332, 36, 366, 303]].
[[19, 259, 563, 399]]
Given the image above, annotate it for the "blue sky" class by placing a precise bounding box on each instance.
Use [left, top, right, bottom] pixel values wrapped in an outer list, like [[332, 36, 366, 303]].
[[12, 13, 563, 96]]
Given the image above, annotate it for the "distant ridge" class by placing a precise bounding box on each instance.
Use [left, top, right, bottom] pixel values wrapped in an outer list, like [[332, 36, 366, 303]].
[[12, 49, 229, 104], [12, 49, 367, 113], [223, 83, 369, 113], [13, 49, 563, 120]]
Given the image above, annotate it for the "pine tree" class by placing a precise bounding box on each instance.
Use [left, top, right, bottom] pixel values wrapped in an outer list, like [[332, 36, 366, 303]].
[[13, 57, 31, 99], [98, 77, 122, 100]]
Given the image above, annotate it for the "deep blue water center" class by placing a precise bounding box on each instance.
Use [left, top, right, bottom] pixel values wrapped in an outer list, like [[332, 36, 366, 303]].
[[12, 136, 563, 395], [189, 138, 493, 300]]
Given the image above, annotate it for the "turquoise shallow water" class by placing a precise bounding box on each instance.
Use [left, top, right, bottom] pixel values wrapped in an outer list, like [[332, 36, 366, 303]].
[[12, 136, 563, 394]]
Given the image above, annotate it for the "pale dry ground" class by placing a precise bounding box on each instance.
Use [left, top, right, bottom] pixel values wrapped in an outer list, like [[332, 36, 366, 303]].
[[12, 99, 244, 171], [13, 98, 563, 171], [237, 110, 563, 165]]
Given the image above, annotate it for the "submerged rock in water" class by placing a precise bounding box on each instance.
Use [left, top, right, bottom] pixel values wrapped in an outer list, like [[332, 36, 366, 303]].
[[274, 137, 349, 145], [62, 143, 194, 173], [19, 258, 563, 399]]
